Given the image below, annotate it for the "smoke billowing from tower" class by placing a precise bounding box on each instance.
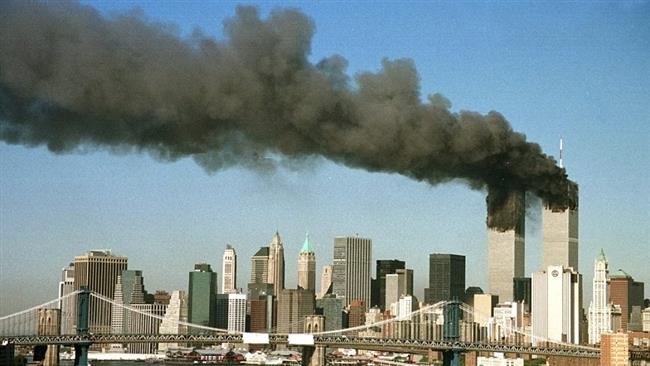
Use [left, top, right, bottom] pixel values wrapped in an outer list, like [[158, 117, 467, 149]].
[[0, 2, 576, 230]]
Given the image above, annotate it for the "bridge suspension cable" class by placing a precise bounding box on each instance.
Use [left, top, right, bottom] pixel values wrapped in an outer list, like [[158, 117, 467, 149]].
[[0, 290, 80, 337], [89, 291, 233, 334]]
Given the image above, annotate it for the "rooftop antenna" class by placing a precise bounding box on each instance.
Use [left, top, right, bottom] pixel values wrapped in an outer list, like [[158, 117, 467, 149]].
[[559, 137, 564, 169]]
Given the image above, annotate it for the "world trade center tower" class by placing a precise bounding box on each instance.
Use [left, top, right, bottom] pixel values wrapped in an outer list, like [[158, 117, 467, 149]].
[[487, 191, 525, 303]]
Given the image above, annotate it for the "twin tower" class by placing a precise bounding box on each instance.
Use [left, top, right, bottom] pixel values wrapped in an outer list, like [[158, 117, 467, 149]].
[[487, 189, 579, 302]]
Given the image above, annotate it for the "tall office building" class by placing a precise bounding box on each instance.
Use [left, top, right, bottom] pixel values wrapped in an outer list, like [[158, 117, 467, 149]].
[[332, 236, 372, 309], [159, 290, 188, 352], [188, 263, 218, 328], [609, 269, 645, 331], [588, 249, 611, 344], [487, 191, 525, 303], [249, 295, 274, 333], [512, 277, 532, 313], [319, 265, 332, 298], [276, 289, 315, 333], [127, 303, 167, 354], [58, 263, 76, 335], [600, 332, 629, 366], [542, 184, 579, 271], [316, 294, 344, 331], [375, 260, 405, 310], [298, 233, 316, 291], [250, 247, 270, 284], [532, 265, 582, 344], [73, 250, 128, 334], [215, 293, 247, 332], [111, 270, 147, 335], [267, 232, 285, 297], [385, 269, 413, 312], [222, 245, 237, 294], [424, 254, 465, 304]]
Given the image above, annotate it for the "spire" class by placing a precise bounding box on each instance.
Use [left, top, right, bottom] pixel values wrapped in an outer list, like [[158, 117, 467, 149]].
[[301, 232, 314, 253], [596, 248, 606, 262], [271, 231, 282, 247]]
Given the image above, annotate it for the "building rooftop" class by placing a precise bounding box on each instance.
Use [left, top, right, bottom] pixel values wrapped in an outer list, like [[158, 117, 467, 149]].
[[610, 269, 633, 279], [253, 246, 269, 257], [300, 233, 314, 253]]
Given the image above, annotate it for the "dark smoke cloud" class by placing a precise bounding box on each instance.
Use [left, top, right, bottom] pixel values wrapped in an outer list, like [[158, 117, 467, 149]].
[[0, 1, 576, 230]]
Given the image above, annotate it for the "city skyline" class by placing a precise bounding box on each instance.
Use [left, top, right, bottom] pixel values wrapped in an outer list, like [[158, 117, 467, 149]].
[[1, 1, 649, 314]]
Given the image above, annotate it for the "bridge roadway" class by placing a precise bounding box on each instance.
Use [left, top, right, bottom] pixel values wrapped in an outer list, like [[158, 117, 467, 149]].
[[0, 333, 601, 359]]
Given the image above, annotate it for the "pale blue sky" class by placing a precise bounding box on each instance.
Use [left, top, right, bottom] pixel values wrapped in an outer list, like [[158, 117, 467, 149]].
[[1, 1, 648, 314]]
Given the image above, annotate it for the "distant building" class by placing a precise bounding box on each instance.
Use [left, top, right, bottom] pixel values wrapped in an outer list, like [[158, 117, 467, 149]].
[[73, 250, 128, 334], [276, 289, 315, 333], [374, 260, 405, 310], [222, 245, 237, 294], [248, 295, 273, 333], [487, 191, 525, 303], [188, 263, 218, 329], [474, 294, 499, 326], [250, 247, 270, 284], [159, 290, 188, 352], [463, 287, 483, 307], [397, 295, 417, 319], [512, 277, 531, 313], [267, 232, 285, 297], [318, 265, 332, 299], [385, 269, 413, 313], [153, 290, 171, 305], [347, 299, 366, 330], [609, 269, 645, 331], [58, 263, 76, 335], [600, 332, 629, 366], [215, 293, 246, 332], [424, 253, 465, 304], [493, 302, 524, 338], [316, 294, 344, 331], [111, 270, 147, 335], [298, 233, 316, 291], [532, 265, 582, 344], [643, 307, 650, 332], [542, 184, 579, 271], [127, 303, 167, 354], [588, 249, 611, 344], [476, 356, 523, 366], [332, 236, 372, 309]]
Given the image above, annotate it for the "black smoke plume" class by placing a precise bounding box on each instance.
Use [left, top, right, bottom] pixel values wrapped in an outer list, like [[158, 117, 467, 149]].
[[0, 1, 576, 230]]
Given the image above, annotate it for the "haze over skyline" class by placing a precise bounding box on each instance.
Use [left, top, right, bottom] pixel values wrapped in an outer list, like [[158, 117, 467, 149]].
[[1, 1, 648, 314]]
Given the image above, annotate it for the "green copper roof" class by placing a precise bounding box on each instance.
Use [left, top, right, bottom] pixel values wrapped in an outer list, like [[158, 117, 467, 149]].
[[300, 232, 314, 253], [610, 269, 632, 279], [596, 248, 607, 262]]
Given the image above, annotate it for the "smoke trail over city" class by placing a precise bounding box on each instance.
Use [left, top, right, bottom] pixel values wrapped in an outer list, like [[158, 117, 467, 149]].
[[0, 1, 576, 230]]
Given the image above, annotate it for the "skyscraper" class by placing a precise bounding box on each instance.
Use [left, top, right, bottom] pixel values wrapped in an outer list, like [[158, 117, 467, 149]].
[[542, 184, 579, 271], [384, 269, 413, 313], [512, 277, 532, 313], [111, 270, 147, 335], [609, 269, 645, 331], [588, 249, 611, 344], [267, 232, 285, 297], [222, 245, 237, 294], [424, 254, 465, 304], [215, 293, 247, 332], [374, 260, 405, 310], [532, 265, 582, 344], [58, 263, 75, 335], [73, 250, 128, 334], [487, 191, 525, 303], [188, 263, 218, 328], [318, 265, 332, 298], [298, 233, 316, 291], [332, 236, 372, 309], [250, 247, 269, 284], [276, 288, 315, 333], [159, 290, 188, 352]]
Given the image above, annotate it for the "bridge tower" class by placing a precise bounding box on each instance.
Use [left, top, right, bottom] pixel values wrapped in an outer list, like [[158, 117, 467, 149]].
[[442, 300, 462, 366], [74, 287, 91, 366]]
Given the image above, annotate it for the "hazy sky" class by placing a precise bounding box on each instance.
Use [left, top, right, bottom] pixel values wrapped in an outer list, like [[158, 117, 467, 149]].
[[1, 1, 648, 315]]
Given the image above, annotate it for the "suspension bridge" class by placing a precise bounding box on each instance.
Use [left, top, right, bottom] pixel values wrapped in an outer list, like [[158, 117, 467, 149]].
[[0, 289, 644, 366]]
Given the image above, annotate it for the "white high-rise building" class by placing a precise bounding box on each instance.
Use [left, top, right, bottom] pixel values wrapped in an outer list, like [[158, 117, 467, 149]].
[[222, 245, 237, 294], [216, 293, 247, 333], [267, 232, 285, 297], [159, 290, 188, 352], [532, 265, 582, 344], [397, 295, 417, 319], [318, 265, 332, 298], [588, 249, 611, 344]]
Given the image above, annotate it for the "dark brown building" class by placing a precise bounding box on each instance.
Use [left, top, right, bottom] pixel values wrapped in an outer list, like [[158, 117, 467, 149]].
[[609, 269, 645, 331], [347, 299, 366, 334]]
